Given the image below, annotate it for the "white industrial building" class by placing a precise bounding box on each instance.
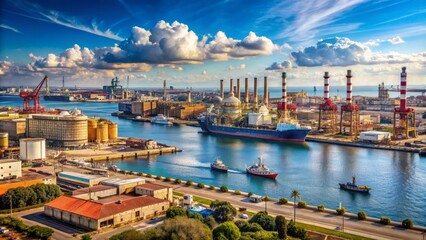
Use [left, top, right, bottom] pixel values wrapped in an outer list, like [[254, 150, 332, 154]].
[[0, 159, 22, 179], [359, 131, 392, 143], [19, 138, 46, 161]]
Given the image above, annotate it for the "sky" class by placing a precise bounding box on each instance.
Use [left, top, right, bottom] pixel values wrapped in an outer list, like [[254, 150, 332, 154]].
[[0, 0, 425, 89]]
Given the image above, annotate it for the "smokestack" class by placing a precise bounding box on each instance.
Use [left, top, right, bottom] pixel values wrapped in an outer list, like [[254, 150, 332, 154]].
[[220, 80, 224, 99], [324, 72, 330, 101], [346, 70, 352, 104], [400, 67, 407, 111], [187, 91, 192, 103], [163, 80, 167, 101], [254, 77, 258, 106], [244, 78, 249, 103], [62, 76, 65, 94], [230, 79, 234, 93], [236, 78, 241, 100], [263, 76, 268, 106], [233, 86, 237, 95], [282, 72, 287, 111]]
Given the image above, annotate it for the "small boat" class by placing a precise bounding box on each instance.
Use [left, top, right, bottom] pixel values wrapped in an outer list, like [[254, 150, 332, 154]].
[[211, 158, 228, 172], [151, 114, 173, 125], [339, 176, 371, 193], [246, 156, 278, 179]]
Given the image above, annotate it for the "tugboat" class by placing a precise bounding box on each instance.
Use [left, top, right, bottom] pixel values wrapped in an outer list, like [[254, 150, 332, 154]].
[[339, 176, 371, 193], [151, 114, 173, 125], [246, 156, 278, 179], [210, 158, 228, 172]]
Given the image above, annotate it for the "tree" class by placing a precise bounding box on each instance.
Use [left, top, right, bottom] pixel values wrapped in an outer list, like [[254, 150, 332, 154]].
[[166, 206, 186, 218], [249, 211, 275, 231], [213, 221, 241, 240], [290, 190, 300, 223], [275, 215, 287, 239], [187, 212, 203, 221], [235, 221, 263, 233], [357, 211, 367, 220], [402, 218, 413, 229], [278, 198, 288, 205], [142, 217, 212, 240], [210, 201, 237, 223], [81, 234, 92, 240], [109, 229, 143, 240], [27, 225, 54, 240], [220, 185, 229, 192], [203, 216, 218, 229]]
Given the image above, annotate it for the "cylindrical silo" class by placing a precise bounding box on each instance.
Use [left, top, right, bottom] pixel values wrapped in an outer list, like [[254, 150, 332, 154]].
[[0, 133, 8, 150], [19, 138, 46, 161], [108, 123, 118, 141], [97, 123, 109, 143], [87, 118, 98, 142]]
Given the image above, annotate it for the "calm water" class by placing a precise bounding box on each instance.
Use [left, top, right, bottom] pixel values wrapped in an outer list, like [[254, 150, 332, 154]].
[[1, 96, 425, 226]]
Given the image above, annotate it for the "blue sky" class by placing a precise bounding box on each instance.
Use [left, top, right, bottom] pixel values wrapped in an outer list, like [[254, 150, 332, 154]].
[[0, 0, 425, 88]]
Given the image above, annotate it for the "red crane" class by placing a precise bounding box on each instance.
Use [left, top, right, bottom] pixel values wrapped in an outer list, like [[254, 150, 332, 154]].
[[19, 75, 48, 113]]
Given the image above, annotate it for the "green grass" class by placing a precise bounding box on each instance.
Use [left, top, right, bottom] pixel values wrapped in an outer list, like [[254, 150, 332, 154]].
[[295, 222, 374, 240], [0, 203, 44, 214], [174, 192, 213, 206]]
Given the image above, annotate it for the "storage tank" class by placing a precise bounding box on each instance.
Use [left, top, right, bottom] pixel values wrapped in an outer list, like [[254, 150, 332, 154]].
[[20, 138, 46, 161], [0, 133, 8, 149], [97, 123, 109, 143], [87, 118, 98, 142], [108, 123, 118, 141]]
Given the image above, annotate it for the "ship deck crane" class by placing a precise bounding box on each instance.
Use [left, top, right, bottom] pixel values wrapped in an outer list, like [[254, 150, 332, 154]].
[[19, 75, 48, 113]]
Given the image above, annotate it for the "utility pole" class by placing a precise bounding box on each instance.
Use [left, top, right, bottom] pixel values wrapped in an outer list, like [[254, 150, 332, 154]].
[[264, 196, 267, 214], [10, 196, 12, 216]]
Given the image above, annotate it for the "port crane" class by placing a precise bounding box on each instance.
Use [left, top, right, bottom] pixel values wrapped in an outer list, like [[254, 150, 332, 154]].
[[19, 75, 48, 113]]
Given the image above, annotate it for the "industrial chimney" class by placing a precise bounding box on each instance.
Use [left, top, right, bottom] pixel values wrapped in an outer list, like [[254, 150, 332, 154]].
[[282, 72, 287, 112], [230, 79, 234, 93], [324, 72, 330, 101], [163, 80, 167, 101], [263, 76, 268, 106], [187, 90, 192, 103], [254, 77, 258, 106], [400, 67, 407, 112], [220, 79, 224, 99], [244, 78, 249, 104], [346, 70, 352, 104], [237, 78, 241, 100]]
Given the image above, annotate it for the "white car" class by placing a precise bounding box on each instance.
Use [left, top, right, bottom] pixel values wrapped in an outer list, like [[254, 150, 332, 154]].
[[239, 214, 248, 219]]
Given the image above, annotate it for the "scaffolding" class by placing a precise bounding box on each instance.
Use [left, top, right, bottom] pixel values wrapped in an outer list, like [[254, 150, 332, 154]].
[[318, 72, 338, 133], [339, 70, 360, 136]]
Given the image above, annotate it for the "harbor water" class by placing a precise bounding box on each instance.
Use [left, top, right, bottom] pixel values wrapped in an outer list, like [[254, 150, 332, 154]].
[[1, 96, 425, 226]]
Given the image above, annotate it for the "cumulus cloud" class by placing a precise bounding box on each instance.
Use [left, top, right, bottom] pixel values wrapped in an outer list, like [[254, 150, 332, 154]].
[[290, 37, 425, 66], [265, 61, 293, 70], [240, 64, 246, 69], [387, 36, 405, 45]]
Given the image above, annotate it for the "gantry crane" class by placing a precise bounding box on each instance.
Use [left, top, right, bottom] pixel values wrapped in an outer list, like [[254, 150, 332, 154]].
[[19, 75, 48, 113]]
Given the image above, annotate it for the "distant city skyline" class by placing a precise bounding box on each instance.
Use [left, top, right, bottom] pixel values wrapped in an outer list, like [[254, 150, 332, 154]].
[[1, 0, 425, 88]]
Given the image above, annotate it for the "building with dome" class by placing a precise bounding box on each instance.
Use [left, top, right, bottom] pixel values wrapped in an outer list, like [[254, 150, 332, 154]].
[[219, 92, 242, 120], [248, 104, 272, 126]]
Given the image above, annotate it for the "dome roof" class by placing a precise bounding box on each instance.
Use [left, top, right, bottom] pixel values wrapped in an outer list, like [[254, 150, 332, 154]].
[[258, 105, 269, 115], [221, 92, 241, 107], [213, 96, 223, 103]]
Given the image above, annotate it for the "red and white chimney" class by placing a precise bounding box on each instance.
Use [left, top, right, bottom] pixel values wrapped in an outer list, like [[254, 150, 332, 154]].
[[282, 72, 287, 111], [346, 70, 352, 104], [400, 67, 407, 111], [324, 72, 330, 101]]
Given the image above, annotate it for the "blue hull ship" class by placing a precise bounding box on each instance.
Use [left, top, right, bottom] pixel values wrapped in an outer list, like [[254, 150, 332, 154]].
[[198, 118, 310, 142]]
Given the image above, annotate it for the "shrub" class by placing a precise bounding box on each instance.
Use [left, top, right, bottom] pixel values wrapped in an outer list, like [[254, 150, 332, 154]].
[[203, 215, 217, 229], [174, 178, 182, 184], [297, 201, 307, 208], [336, 208, 346, 215], [209, 185, 216, 190], [287, 220, 309, 240], [81, 234, 92, 240], [137, 172, 144, 176], [146, 173, 152, 178], [380, 216, 391, 225], [155, 175, 162, 180], [264, 196, 270, 201], [357, 211, 367, 220], [164, 177, 171, 182], [234, 190, 241, 195], [249, 211, 275, 231], [248, 192, 253, 197], [317, 204, 325, 211], [275, 215, 287, 239], [278, 198, 288, 204], [402, 218, 413, 229], [197, 182, 205, 188], [185, 180, 193, 186], [220, 185, 229, 192], [27, 225, 54, 240], [166, 207, 186, 218], [213, 222, 241, 240]]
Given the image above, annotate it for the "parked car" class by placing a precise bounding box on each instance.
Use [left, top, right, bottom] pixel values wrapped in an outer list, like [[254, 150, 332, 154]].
[[239, 214, 249, 219], [0, 229, 9, 234]]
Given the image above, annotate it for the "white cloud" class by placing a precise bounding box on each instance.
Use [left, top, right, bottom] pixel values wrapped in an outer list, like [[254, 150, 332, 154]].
[[202, 70, 207, 75], [363, 39, 383, 47], [387, 36, 405, 45], [266, 61, 293, 70], [176, 67, 184, 71], [240, 64, 246, 69], [280, 43, 292, 50], [0, 24, 20, 33], [290, 37, 426, 66], [228, 65, 235, 71]]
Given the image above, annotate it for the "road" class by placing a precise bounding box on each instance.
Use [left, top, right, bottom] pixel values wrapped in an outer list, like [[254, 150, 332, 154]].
[[167, 184, 425, 240]]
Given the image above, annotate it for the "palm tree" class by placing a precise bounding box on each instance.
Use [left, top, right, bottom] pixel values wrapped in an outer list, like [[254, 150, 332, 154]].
[[291, 190, 301, 222]]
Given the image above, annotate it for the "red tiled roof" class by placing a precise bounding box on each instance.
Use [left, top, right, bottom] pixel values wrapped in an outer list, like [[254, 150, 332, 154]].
[[45, 195, 168, 220], [45, 196, 103, 220], [136, 183, 169, 191]]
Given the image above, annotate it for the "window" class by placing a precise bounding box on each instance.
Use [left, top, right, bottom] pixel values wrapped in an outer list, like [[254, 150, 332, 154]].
[[9, 166, 11, 169], [162, 206, 165, 211], [136, 211, 140, 217]]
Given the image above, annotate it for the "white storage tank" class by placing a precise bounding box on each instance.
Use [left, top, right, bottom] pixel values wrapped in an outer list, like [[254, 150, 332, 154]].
[[19, 138, 46, 161]]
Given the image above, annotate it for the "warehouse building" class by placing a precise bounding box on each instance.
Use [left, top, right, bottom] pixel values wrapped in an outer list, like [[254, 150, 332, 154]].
[[44, 195, 169, 230], [57, 172, 109, 188], [72, 185, 117, 200], [135, 183, 173, 202], [26, 111, 88, 147], [359, 131, 392, 143], [0, 159, 22, 179], [100, 178, 146, 194], [0, 118, 26, 140]]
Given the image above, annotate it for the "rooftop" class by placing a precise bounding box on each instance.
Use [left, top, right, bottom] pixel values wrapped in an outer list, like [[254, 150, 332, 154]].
[[72, 185, 116, 196], [100, 177, 146, 186], [136, 183, 169, 191], [0, 159, 21, 164], [59, 172, 106, 180], [45, 195, 167, 220]]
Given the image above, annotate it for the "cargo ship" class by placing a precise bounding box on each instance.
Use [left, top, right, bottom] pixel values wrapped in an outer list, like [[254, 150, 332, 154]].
[[44, 95, 74, 102], [198, 116, 310, 142]]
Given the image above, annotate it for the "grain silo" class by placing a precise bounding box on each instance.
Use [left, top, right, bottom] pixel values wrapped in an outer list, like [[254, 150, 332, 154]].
[[108, 123, 118, 141], [20, 138, 46, 161], [0, 133, 8, 149], [97, 123, 109, 143], [87, 118, 98, 142]]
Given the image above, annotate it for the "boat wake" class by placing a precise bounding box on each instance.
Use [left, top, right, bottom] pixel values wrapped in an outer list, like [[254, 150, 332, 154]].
[[228, 169, 245, 174]]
